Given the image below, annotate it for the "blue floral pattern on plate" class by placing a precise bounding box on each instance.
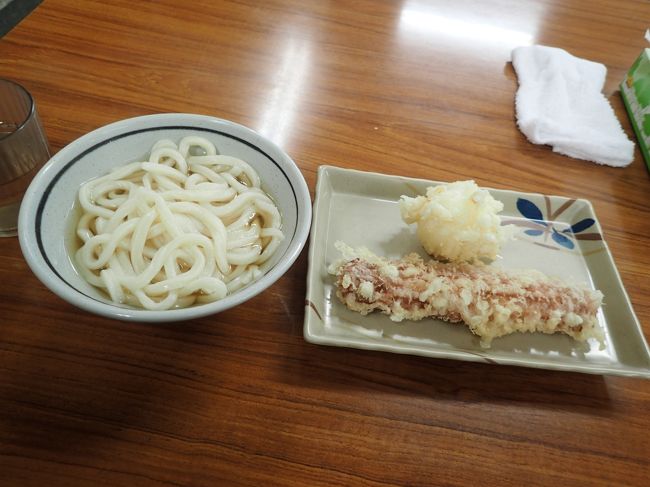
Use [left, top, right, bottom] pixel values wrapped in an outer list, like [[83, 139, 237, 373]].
[[503, 196, 602, 250]]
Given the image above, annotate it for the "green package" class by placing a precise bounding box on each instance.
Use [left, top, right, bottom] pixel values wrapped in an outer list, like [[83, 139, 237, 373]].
[[621, 48, 650, 170]]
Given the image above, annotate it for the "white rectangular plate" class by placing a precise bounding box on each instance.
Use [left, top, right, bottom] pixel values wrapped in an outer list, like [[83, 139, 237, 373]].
[[304, 166, 650, 378]]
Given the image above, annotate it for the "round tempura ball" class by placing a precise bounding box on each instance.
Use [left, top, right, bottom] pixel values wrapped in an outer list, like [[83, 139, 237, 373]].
[[399, 180, 515, 263]]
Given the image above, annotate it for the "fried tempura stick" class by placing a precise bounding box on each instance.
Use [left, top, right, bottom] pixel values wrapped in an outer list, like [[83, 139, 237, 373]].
[[330, 243, 604, 347]]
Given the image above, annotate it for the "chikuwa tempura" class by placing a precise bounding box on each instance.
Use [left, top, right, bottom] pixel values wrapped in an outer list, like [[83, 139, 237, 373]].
[[330, 242, 604, 347]]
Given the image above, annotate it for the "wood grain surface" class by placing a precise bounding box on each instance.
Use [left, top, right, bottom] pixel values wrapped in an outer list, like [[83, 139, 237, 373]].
[[1, 0, 650, 485]]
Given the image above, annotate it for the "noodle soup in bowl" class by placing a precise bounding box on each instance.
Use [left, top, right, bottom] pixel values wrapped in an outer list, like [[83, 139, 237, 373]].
[[18, 114, 312, 322]]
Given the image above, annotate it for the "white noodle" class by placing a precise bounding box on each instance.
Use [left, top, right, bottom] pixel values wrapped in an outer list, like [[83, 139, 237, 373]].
[[75, 136, 284, 310]]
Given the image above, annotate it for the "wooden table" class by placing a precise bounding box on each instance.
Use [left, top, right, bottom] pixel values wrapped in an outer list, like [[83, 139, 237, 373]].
[[2, 1, 649, 485]]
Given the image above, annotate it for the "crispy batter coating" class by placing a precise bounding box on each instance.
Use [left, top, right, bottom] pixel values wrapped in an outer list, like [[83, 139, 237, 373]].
[[330, 243, 604, 347]]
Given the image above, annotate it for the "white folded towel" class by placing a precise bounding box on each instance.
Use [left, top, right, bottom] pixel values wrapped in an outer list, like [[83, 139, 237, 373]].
[[511, 45, 634, 167]]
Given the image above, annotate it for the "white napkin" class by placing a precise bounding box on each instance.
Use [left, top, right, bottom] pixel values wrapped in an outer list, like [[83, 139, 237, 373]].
[[511, 45, 634, 167]]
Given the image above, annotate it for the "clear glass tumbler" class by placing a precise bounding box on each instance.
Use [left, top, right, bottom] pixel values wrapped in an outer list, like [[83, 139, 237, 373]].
[[0, 79, 51, 237]]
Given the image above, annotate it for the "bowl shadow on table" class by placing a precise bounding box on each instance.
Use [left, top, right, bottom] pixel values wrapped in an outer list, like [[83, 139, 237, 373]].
[[1, 245, 313, 466]]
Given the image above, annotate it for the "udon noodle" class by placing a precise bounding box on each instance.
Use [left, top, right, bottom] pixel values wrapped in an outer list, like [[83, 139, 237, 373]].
[[75, 135, 284, 310]]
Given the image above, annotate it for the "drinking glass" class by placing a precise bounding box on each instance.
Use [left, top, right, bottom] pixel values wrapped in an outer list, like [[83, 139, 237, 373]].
[[0, 79, 50, 236]]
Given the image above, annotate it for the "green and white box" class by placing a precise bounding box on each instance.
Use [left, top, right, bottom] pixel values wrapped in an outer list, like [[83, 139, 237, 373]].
[[621, 48, 650, 171]]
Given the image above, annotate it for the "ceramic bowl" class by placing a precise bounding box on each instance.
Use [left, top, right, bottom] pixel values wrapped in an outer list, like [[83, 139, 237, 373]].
[[18, 113, 311, 322]]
